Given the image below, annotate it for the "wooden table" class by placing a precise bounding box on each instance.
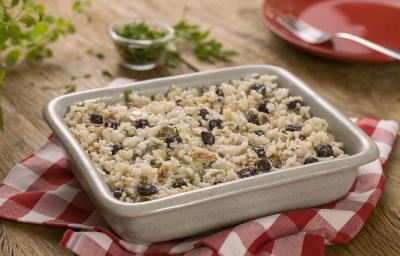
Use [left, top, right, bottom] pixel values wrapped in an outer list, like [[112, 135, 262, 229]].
[[0, 0, 399, 255]]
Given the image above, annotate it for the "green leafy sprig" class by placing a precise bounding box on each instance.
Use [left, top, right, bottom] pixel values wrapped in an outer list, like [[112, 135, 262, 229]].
[[165, 19, 237, 67], [0, 0, 86, 130]]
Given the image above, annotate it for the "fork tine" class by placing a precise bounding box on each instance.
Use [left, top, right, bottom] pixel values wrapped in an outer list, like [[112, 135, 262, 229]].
[[286, 15, 323, 34], [276, 15, 322, 44], [276, 16, 304, 36]]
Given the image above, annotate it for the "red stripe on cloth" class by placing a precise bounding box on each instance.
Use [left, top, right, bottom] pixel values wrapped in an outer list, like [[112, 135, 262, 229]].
[[300, 233, 325, 256], [40, 159, 74, 186], [0, 199, 39, 220], [355, 202, 375, 223], [60, 229, 74, 247], [247, 227, 271, 254], [9, 191, 46, 210], [20, 155, 56, 176], [283, 209, 319, 231], [230, 220, 268, 249], [356, 117, 379, 136], [56, 201, 93, 224]]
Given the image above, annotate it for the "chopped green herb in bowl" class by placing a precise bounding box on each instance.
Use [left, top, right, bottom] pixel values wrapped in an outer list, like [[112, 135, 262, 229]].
[[108, 18, 174, 70]]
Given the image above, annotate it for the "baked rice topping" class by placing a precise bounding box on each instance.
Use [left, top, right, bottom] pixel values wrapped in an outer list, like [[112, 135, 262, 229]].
[[64, 74, 346, 202]]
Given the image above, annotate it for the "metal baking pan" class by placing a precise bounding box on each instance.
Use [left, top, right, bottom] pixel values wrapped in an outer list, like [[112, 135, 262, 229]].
[[43, 65, 379, 243]]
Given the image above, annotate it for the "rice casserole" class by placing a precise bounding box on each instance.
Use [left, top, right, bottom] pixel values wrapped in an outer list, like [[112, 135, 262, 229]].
[[64, 74, 346, 203]]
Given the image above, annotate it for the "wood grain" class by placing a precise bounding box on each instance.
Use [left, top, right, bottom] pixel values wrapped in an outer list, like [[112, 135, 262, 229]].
[[0, 0, 399, 255]]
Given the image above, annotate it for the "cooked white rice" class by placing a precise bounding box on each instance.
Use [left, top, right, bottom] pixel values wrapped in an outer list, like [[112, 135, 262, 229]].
[[64, 74, 346, 202]]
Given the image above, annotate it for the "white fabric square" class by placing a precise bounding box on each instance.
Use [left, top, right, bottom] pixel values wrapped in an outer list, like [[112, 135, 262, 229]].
[[5, 164, 39, 191], [18, 210, 54, 223], [34, 140, 66, 162], [219, 232, 247, 256], [49, 182, 81, 202], [86, 232, 113, 251], [254, 214, 279, 230], [318, 209, 354, 231]]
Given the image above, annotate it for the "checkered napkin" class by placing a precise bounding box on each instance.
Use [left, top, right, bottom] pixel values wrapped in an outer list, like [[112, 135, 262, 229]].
[[0, 114, 398, 256]]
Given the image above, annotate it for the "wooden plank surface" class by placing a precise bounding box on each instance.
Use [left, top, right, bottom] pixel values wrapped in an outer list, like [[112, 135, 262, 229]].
[[0, 0, 399, 255]]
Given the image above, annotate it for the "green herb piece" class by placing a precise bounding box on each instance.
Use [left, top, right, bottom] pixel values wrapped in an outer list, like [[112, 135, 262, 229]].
[[164, 18, 237, 67], [64, 84, 76, 94], [95, 52, 105, 59], [116, 22, 166, 40], [173, 127, 180, 136], [113, 22, 167, 66], [101, 70, 113, 78], [146, 141, 161, 151], [72, 0, 91, 23], [86, 48, 105, 59], [218, 152, 225, 158], [124, 89, 133, 103], [72, 0, 91, 12], [150, 159, 161, 168]]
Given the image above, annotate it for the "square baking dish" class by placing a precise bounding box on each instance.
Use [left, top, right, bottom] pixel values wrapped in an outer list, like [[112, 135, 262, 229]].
[[43, 65, 379, 243]]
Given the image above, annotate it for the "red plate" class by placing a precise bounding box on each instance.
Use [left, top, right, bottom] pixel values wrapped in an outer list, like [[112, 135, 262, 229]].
[[261, 0, 400, 62]]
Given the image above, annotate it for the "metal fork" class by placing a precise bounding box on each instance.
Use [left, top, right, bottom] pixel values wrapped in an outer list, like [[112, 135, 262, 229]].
[[276, 15, 400, 60]]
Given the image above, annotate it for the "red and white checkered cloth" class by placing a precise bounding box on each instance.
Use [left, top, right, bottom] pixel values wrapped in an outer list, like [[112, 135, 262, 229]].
[[0, 117, 398, 256]]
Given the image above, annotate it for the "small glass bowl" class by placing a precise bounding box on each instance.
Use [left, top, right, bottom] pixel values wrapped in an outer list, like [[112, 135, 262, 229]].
[[108, 18, 174, 71]]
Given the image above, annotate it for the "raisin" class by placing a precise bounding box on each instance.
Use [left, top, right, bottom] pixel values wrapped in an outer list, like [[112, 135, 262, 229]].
[[257, 101, 269, 113], [134, 119, 149, 129], [316, 144, 333, 157], [111, 145, 122, 155], [137, 184, 158, 196], [215, 88, 224, 97], [112, 187, 123, 199], [201, 131, 215, 145], [173, 178, 187, 188], [255, 159, 272, 172], [246, 112, 260, 125], [287, 99, 303, 110], [286, 124, 301, 132], [90, 114, 103, 124], [199, 108, 209, 120], [208, 119, 223, 130], [304, 157, 319, 164], [299, 135, 306, 140], [254, 130, 265, 136], [104, 120, 118, 130], [238, 167, 258, 178], [252, 147, 266, 158], [165, 135, 182, 148], [249, 83, 266, 95]]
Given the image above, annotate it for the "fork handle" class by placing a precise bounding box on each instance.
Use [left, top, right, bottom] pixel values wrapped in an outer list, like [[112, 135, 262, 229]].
[[335, 33, 400, 60]]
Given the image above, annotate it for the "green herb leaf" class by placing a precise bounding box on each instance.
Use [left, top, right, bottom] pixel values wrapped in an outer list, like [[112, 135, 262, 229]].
[[0, 70, 5, 82], [64, 84, 76, 94], [101, 70, 113, 78], [11, 0, 20, 7], [19, 15, 36, 27], [31, 22, 49, 37], [124, 89, 133, 103], [5, 49, 20, 67], [164, 18, 236, 67], [146, 141, 161, 151]]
